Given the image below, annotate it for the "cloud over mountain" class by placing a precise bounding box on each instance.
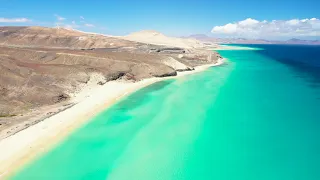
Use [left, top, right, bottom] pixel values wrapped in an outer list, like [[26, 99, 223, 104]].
[[212, 18, 320, 37], [0, 17, 31, 23], [84, 23, 95, 27], [54, 14, 66, 21]]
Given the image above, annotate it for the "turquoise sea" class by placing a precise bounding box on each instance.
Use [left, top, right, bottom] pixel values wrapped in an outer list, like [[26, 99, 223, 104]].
[[11, 45, 320, 180]]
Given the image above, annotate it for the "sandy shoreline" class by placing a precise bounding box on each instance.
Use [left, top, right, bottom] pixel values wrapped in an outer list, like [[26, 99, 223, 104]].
[[0, 58, 223, 179], [211, 45, 262, 50]]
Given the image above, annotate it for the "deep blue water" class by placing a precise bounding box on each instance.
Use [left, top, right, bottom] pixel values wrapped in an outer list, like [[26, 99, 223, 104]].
[[231, 44, 320, 66], [231, 44, 320, 88]]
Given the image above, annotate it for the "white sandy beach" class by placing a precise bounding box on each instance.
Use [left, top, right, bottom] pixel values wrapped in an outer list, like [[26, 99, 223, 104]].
[[211, 45, 262, 50], [0, 58, 223, 179]]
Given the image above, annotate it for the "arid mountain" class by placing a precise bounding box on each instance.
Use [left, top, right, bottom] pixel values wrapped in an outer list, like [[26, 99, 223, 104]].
[[285, 38, 320, 45], [184, 34, 320, 45], [0, 26, 139, 48], [0, 26, 221, 138]]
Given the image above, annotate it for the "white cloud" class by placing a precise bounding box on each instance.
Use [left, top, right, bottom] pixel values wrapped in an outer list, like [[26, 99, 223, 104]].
[[212, 18, 320, 37], [84, 23, 95, 27], [0, 17, 31, 23], [54, 14, 66, 21], [80, 16, 85, 20], [239, 18, 259, 26], [286, 19, 300, 26], [213, 23, 238, 34]]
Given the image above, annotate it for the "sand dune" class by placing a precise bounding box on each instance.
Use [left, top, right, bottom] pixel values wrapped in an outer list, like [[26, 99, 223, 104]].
[[123, 30, 206, 49]]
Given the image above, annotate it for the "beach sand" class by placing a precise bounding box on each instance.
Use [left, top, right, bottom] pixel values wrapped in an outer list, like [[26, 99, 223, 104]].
[[0, 58, 223, 179], [210, 45, 262, 51]]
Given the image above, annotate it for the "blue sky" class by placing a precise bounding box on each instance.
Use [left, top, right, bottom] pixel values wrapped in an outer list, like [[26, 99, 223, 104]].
[[1, 0, 319, 39]]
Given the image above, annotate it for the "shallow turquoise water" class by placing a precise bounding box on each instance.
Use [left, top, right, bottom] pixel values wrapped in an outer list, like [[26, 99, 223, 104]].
[[11, 47, 320, 180]]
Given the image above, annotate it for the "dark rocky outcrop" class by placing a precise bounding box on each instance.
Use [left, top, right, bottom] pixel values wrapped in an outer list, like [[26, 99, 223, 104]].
[[150, 47, 186, 54], [52, 94, 69, 103], [152, 71, 177, 77]]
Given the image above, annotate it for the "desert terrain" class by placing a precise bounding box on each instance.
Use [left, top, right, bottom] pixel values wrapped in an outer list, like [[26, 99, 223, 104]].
[[0, 26, 221, 139]]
